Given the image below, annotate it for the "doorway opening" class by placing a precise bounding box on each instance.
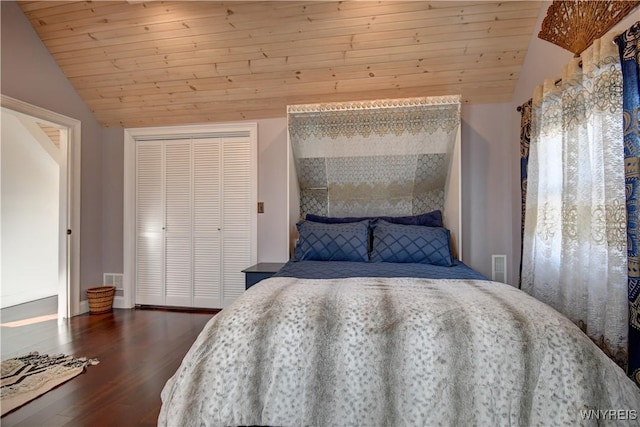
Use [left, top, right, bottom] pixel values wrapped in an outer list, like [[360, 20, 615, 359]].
[[0, 95, 81, 321]]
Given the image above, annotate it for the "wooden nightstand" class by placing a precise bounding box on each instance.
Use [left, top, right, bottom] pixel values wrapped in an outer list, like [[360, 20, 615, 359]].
[[242, 263, 286, 290]]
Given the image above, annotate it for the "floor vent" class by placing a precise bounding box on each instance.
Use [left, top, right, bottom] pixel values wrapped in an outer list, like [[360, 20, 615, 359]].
[[103, 273, 124, 290], [492, 255, 507, 283]]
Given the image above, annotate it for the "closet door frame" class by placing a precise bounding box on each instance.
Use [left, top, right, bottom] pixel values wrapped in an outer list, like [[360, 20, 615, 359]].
[[123, 123, 257, 309]]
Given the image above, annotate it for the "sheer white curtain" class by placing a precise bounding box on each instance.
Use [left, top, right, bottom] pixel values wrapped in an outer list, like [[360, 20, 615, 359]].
[[521, 32, 628, 363]]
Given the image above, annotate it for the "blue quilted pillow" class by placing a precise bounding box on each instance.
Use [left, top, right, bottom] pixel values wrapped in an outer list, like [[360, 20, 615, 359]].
[[305, 210, 443, 228], [370, 220, 453, 266], [293, 220, 370, 262]]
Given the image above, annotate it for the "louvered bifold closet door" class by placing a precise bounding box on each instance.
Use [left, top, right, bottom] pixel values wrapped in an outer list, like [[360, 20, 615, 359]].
[[164, 140, 192, 307], [222, 137, 252, 307], [134, 132, 253, 309], [193, 139, 222, 308], [135, 141, 164, 305]]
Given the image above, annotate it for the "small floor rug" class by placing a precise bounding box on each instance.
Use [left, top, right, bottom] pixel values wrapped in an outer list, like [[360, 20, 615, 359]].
[[0, 352, 99, 416]]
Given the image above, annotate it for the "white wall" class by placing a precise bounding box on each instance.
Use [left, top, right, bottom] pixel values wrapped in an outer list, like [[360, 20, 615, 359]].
[[1, 0, 105, 300], [101, 127, 124, 276], [251, 106, 515, 279], [90, 1, 640, 288], [108, 107, 516, 277], [1, 114, 59, 307], [6, 0, 635, 293], [462, 103, 515, 281], [257, 118, 290, 262]]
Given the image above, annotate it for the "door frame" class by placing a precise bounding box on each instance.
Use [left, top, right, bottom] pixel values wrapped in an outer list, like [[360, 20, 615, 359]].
[[123, 123, 258, 309], [1, 95, 81, 320]]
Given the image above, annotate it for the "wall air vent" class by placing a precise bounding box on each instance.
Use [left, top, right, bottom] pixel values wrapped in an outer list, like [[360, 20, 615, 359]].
[[103, 273, 124, 290], [492, 255, 507, 283]]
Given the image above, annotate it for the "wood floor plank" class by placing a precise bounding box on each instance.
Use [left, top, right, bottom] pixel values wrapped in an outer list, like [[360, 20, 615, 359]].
[[1, 307, 217, 426]]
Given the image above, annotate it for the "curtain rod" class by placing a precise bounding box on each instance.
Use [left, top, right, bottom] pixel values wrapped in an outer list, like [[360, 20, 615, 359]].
[[515, 60, 584, 112]]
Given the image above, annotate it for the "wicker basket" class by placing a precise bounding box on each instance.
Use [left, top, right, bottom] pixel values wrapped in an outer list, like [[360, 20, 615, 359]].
[[87, 286, 116, 314]]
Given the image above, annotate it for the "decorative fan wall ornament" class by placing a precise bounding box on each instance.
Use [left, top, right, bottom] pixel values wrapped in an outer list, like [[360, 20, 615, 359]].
[[539, 0, 639, 56]]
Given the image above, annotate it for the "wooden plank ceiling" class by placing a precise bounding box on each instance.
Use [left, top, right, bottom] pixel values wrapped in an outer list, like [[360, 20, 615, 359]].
[[37, 123, 61, 147], [17, 1, 542, 128]]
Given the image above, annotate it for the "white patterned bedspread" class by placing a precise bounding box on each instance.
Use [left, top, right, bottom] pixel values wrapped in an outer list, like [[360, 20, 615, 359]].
[[159, 277, 640, 426]]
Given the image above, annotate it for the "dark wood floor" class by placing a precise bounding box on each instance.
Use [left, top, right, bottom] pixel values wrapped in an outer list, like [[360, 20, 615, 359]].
[[1, 302, 217, 426]]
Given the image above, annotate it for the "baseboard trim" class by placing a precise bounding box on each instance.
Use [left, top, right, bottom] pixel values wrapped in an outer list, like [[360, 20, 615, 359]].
[[113, 295, 128, 309], [79, 299, 89, 315]]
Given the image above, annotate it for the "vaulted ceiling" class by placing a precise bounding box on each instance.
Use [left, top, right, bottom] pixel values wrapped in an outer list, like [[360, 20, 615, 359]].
[[17, 1, 542, 127]]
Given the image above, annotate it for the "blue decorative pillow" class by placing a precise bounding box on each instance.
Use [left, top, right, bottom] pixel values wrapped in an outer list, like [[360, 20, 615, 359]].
[[305, 210, 443, 227], [370, 220, 453, 266], [293, 220, 370, 262]]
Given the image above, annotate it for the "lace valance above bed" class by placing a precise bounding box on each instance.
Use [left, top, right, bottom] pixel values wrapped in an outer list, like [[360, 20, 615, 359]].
[[287, 95, 463, 258]]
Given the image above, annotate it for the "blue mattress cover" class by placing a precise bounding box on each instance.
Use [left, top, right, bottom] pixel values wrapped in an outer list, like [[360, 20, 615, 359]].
[[273, 259, 488, 281]]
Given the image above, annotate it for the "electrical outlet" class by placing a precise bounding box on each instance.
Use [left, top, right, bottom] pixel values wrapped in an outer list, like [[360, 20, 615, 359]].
[[258, 202, 264, 213]]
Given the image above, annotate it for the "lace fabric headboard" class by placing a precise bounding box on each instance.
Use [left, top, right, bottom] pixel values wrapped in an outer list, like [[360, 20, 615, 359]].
[[287, 95, 463, 259]]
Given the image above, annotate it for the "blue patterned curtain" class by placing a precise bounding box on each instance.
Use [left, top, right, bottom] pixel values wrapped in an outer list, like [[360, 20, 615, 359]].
[[518, 99, 532, 289], [615, 21, 640, 385]]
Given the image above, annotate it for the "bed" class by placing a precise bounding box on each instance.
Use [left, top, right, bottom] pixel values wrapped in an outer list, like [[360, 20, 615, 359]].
[[159, 97, 640, 425], [159, 214, 640, 426]]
